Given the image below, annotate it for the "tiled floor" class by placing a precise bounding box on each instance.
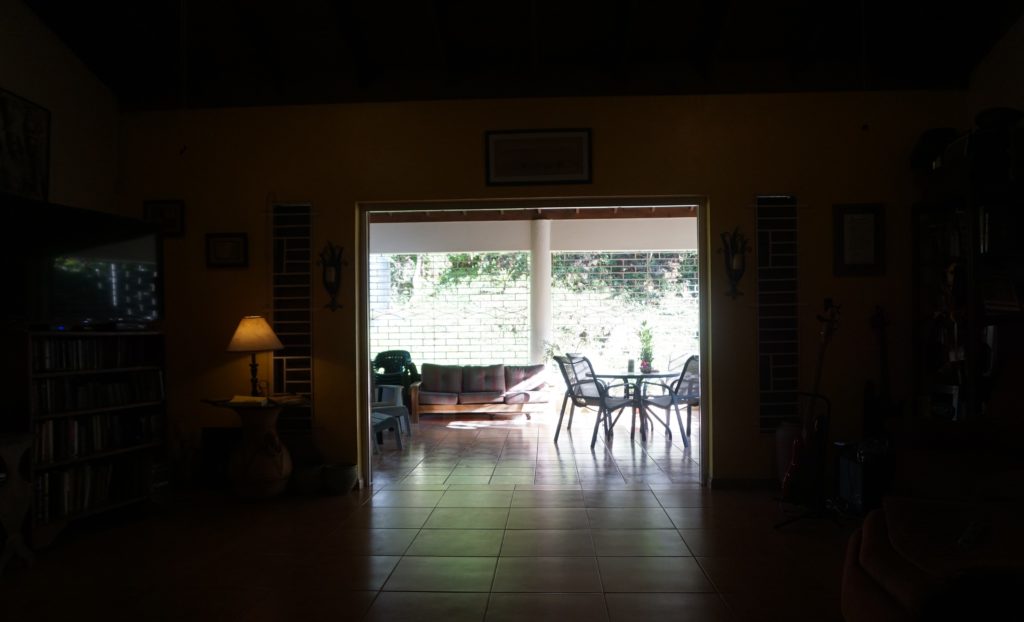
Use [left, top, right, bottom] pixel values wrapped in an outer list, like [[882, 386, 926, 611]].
[[0, 406, 854, 621]]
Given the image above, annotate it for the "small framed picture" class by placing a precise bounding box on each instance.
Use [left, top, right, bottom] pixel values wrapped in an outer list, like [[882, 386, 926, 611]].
[[206, 233, 248, 268], [143, 200, 185, 237], [833, 203, 884, 276], [485, 128, 592, 185]]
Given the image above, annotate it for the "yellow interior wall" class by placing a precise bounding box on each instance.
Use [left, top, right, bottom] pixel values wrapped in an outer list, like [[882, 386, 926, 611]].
[[0, 0, 118, 210], [969, 14, 1024, 117], [116, 91, 967, 481]]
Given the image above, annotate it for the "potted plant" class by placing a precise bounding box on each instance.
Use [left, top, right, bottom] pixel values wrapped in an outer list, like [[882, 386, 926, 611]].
[[638, 321, 654, 373]]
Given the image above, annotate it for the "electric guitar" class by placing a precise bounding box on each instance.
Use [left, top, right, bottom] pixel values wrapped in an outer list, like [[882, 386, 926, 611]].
[[781, 298, 840, 503]]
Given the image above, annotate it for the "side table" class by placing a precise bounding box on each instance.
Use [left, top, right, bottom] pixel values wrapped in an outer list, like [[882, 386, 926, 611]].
[[205, 396, 306, 498]]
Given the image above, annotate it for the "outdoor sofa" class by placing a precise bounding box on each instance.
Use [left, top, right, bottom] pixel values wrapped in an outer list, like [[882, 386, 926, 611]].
[[409, 363, 549, 421]]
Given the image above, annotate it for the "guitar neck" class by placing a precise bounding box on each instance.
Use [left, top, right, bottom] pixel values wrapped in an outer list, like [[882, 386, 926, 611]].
[[805, 300, 839, 423], [871, 307, 892, 400]]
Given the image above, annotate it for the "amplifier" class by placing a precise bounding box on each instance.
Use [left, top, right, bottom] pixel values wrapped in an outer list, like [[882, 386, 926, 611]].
[[836, 441, 894, 516]]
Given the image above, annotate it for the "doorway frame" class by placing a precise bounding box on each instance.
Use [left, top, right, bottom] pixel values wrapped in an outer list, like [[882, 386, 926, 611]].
[[356, 195, 711, 489]]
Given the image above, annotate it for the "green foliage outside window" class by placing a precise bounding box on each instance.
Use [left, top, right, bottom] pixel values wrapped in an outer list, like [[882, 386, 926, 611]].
[[389, 251, 698, 306], [437, 253, 530, 288], [377, 250, 699, 370]]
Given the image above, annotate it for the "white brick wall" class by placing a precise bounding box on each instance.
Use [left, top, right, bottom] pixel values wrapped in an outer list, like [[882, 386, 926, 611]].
[[369, 251, 699, 370]]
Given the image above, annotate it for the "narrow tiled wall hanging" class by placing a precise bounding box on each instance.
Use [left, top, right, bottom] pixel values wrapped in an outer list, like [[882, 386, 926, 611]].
[[757, 196, 799, 432], [272, 204, 314, 413]]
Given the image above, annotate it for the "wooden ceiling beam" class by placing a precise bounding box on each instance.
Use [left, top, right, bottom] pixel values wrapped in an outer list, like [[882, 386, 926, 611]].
[[332, 0, 374, 88], [691, 0, 728, 83]]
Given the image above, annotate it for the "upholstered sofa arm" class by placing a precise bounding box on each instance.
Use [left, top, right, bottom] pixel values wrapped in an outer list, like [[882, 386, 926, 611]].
[[409, 381, 422, 422]]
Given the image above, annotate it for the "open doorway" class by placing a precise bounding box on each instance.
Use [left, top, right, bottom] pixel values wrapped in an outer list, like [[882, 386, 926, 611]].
[[358, 198, 708, 490]]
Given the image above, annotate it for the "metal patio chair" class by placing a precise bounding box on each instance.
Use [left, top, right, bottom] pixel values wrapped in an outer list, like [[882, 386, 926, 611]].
[[553, 355, 631, 448], [639, 354, 699, 447]]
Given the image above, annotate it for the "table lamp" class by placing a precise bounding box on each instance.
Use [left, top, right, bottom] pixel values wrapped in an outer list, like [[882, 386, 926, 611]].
[[227, 315, 284, 396]]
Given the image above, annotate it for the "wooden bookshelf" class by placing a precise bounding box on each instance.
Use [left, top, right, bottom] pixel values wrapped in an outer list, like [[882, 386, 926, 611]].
[[1, 329, 166, 546]]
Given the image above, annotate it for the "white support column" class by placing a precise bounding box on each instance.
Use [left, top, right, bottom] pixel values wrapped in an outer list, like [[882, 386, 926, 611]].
[[530, 219, 552, 364]]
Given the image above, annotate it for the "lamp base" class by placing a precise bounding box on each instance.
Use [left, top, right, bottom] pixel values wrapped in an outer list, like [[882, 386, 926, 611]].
[[249, 354, 261, 396], [226, 405, 292, 498]]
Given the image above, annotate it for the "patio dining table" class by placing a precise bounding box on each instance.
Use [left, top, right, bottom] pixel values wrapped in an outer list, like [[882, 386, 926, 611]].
[[589, 370, 677, 441]]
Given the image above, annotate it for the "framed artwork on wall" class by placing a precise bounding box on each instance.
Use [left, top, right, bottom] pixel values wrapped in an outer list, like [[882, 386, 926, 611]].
[[485, 128, 592, 185], [834, 203, 885, 276], [0, 87, 50, 201], [143, 200, 185, 237], [206, 233, 248, 268]]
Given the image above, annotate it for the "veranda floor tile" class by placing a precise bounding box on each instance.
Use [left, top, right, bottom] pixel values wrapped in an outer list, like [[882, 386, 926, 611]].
[[591, 529, 691, 556], [491, 557, 603, 593], [340, 506, 434, 529], [498, 529, 596, 557], [586, 507, 675, 529], [437, 490, 514, 507], [605, 593, 732, 622], [363, 592, 489, 622], [366, 490, 445, 507], [484, 593, 609, 622], [423, 507, 511, 529], [597, 556, 715, 593], [510, 489, 586, 507], [405, 529, 504, 556], [489, 475, 538, 485], [506, 507, 590, 530], [382, 557, 498, 592], [316, 528, 419, 556]]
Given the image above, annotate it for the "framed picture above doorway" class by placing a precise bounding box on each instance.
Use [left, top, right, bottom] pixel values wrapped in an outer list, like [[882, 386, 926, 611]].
[[485, 128, 592, 186]]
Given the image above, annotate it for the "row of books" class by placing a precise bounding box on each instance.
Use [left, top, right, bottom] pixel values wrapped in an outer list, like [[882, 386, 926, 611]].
[[34, 464, 114, 524], [34, 412, 160, 465], [31, 335, 161, 373], [981, 276, 1022, 314], [32, 371, 164, 415], [33, 460, 153, 524]]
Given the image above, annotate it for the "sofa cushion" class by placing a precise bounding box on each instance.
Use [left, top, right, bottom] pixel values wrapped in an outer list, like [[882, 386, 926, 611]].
[[841, 528, 908, 622], [421, 363, 463, 393], [462, 364, 506, 393], [858, 507, 941, 617], [419, 390, 459, 405], [504, 390, 549, 404], [505, 364, 546, 392], [884, 496, 1024, 576], [459, 392, 505, 404]]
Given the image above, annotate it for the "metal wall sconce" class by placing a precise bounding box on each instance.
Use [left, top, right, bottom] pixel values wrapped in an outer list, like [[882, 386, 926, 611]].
[[721, 226, 750, 300], [318, 241, 345, 311]]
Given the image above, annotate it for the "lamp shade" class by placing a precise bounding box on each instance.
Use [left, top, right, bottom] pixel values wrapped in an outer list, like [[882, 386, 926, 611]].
[[226, 316, 284, 353]]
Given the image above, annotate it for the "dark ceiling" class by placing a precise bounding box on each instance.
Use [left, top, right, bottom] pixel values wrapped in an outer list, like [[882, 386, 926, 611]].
[[26, 0, 1024, 110]]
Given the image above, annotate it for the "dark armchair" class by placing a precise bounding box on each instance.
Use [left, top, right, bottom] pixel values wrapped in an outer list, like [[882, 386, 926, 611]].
[[372, 350, 420, 396]]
